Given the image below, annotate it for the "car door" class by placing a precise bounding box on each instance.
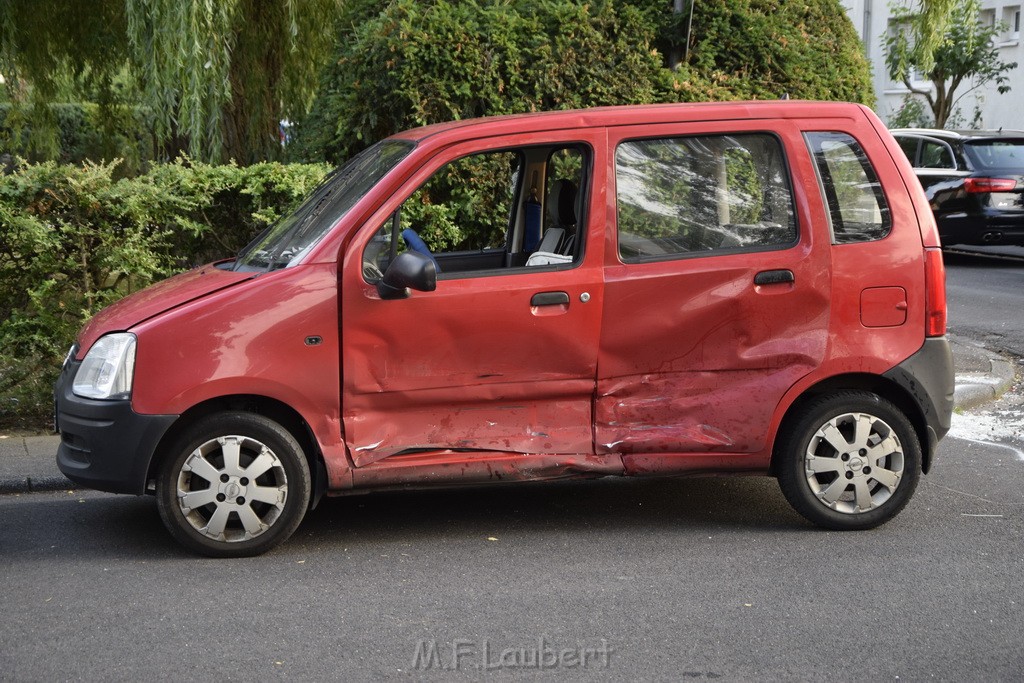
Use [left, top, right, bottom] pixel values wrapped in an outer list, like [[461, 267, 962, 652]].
[[596, 120, 832, 465], [339, 130, 606, 467]]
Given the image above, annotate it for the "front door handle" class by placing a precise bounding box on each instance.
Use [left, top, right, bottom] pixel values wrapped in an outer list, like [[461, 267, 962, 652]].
[[531, 291, 570, 306], [754, 269, 795, 286]]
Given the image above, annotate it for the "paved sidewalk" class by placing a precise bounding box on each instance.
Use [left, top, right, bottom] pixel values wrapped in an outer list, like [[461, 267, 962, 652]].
[[1, 334, 1016, 495]]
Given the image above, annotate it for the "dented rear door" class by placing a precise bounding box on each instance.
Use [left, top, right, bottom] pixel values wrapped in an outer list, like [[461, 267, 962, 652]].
[[597, 120, 832, 460]]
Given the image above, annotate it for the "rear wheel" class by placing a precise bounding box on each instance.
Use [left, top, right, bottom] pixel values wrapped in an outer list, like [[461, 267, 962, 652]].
[[776, 391, 921, 530], [156, 412, 311, 557]]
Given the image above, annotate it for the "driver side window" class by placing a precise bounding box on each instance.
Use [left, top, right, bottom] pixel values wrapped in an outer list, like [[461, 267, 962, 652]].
[[364, 150, 521, 278], [363, 143, 589, 280]]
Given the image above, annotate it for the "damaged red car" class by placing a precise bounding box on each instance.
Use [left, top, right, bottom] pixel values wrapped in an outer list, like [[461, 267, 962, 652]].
[[55, 102, 954, 556]]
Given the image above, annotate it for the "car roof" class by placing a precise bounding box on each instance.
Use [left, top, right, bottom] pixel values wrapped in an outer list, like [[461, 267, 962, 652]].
[[389, 101, 874, 144]]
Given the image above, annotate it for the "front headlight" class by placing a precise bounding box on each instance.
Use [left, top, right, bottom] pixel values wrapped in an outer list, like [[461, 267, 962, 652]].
[[72, 333, 137, 400]]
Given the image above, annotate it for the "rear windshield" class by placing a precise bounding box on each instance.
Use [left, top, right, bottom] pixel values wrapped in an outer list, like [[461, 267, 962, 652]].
[[964, 139, 1024, 170]]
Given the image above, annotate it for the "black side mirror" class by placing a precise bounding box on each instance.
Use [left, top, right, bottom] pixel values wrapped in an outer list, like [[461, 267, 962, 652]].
[[376, 251, 437, 300]]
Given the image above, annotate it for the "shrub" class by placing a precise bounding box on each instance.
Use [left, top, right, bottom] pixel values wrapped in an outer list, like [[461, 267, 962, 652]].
[[0, 158, 329, 430]]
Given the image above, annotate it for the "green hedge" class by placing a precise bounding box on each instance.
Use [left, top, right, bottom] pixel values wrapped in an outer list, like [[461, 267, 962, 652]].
[[0, 158, 330, 430]]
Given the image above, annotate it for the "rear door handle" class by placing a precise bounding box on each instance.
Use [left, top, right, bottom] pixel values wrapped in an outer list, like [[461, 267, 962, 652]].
[[531, 291, 570, 306], [754, 269, 795, 286]]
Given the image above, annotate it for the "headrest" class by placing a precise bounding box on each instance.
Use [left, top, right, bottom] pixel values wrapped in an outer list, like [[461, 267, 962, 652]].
[[546, 179, 577, 227]]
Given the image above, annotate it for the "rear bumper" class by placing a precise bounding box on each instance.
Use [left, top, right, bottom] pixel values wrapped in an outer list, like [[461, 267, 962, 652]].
[[54, 359, 176, 495], [882, 337, 954, 473], [937, 213, 1024, 246]]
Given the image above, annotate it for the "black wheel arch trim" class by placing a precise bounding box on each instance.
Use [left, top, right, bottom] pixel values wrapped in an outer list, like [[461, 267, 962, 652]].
[[146, 394, 327, 508], [881, 337, 954, 473]]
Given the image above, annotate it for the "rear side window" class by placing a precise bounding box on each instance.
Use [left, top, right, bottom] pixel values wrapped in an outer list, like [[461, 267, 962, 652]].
[[615, 133, 797, 262], [806, 132, 891, 244], [920, 139, 956, 169], [895, 135, 919, 164]]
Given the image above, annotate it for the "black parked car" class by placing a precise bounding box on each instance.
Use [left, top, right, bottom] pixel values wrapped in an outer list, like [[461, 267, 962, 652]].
[[891, 128, 1024, 246]]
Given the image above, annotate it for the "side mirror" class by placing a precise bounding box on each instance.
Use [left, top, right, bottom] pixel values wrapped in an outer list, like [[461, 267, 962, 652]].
[[376, 251, 437, 300]]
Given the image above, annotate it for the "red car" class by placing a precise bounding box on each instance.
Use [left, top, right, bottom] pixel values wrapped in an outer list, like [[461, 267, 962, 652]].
[[55, 102, 954, 556]]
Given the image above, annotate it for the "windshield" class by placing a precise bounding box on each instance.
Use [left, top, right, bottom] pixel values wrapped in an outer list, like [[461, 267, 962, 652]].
[[234, 140, 414, 271], [964, 139, 1024, 170]]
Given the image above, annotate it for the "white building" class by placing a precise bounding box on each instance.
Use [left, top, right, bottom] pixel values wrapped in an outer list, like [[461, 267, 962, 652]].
[[845, 0, 1024, 129]]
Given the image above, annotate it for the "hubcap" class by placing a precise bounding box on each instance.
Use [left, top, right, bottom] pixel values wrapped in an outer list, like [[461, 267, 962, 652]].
[[803, 412, 904, 514], [176, 435, 288, 542]]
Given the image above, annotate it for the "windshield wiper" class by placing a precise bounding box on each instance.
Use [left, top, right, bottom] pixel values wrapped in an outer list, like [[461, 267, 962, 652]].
[[261, 188, 339, 271]]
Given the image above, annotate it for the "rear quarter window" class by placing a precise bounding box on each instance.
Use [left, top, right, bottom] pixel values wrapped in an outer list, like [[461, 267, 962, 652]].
[[806, 132, 891, 244]]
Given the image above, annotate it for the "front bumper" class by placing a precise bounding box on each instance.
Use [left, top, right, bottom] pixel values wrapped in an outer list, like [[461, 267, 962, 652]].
[[54, 359, 177, 495], [882, 337, 954, 473]]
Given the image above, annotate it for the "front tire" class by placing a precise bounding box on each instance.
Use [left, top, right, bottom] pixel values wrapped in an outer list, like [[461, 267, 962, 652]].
[[776, 391, 921, 530], [156, 412, 311, 557]]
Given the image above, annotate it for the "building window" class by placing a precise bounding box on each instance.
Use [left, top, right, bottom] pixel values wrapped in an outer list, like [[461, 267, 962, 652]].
[[1007, 7, 1021, 41]]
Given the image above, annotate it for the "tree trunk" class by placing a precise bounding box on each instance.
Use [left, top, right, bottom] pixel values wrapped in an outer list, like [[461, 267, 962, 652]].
[[222, 0, 285, 164]]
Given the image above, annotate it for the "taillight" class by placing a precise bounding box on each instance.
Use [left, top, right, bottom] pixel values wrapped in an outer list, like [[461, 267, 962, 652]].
[[963, 177, 1017, 193], [925, 247, 947, 337]]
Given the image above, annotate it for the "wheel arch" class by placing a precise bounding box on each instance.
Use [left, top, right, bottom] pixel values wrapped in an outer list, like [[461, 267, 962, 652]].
[[146, 394, 327, 507], [770, 373, 933, 475]]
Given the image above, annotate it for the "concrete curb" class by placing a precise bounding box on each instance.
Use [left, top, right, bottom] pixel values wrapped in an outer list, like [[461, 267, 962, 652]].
[[953, 357, 1017, 412], [0, 434, 71, 494], [0, 474, 73, 495]]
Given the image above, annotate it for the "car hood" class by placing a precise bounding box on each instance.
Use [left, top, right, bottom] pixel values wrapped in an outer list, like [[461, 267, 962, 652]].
[[76, 262, 255, 356]]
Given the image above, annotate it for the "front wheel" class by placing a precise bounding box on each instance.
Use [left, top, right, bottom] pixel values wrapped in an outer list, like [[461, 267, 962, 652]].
[[156, 412, 311, 557], [776, 391, 921, 530]]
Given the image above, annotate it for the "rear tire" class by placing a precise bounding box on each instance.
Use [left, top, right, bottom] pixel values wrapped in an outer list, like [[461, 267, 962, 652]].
[[776, 391, 921, 530], [156, 412, 311, 557]]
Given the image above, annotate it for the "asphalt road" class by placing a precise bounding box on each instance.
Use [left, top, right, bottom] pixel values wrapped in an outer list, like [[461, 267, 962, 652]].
[[2, 432, 1022, 681], [945, 245, 1024, 358]]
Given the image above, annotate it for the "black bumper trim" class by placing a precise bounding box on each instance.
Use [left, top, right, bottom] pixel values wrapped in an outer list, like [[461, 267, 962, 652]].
[[883, 337, 954, 473], [55, 360, 177, 495]]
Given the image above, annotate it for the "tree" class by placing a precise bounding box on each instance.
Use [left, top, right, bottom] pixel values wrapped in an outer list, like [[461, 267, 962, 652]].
[[0, 0, 340, 163], [664, 0, 874, 105], [915, 0, 957, 70], [294, 0, 673, 163], [885, 0, 1018, 128], [294, 0, 874, 163]]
